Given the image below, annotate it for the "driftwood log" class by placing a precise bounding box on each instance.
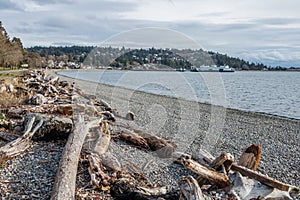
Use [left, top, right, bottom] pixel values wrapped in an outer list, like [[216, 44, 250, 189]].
[[0, 115, 43, 163], [116, 126, 175, 158], [51, 116, 99, 199], [179, 157, 231, 188]]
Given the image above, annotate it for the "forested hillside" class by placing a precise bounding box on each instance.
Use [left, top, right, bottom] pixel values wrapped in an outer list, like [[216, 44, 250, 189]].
[[27, 46, 273, 70]]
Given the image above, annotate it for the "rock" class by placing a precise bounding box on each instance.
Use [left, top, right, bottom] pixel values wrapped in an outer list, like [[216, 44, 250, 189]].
[[0, 85, 6, 93], [30, 94, 48, 105], [126, 111, 135, 121]]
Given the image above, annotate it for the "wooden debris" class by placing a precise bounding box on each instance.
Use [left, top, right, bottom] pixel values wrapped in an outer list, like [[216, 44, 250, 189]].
[[195, 146, 300, 195], [93, 121, 111, 155], [179, 156, 231, 188], [87, 152, 111, 188], [116, 126, 175, 158], [198, 152, 234, 186], [0, 115, 43, 163], [231, 164, 299, 194], [51, 116, 99, 200], [179, 176, 207, 200], [119, 130, 150, 150], [210, 152, 234, 173], [111, 178, 178, 200], [57, 104, 73, 115], [238, 144, 261, 171]]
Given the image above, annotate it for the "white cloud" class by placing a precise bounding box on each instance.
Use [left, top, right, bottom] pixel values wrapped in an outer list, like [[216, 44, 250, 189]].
[[0, 0, 300, 67]]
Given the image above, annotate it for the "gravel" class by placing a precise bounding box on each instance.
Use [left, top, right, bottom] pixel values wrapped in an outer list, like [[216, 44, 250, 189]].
[[0, 71, 298, 199], [65, 73, 299, 188], [0, 141, 65, 199]]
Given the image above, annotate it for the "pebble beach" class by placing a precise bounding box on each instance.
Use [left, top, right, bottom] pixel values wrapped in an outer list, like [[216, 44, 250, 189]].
[[0, 70, 299, 199]]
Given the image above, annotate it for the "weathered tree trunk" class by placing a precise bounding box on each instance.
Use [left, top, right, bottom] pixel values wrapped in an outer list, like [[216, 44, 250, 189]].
[[0, 115, 43, 163], [51, 116, 99, 200]]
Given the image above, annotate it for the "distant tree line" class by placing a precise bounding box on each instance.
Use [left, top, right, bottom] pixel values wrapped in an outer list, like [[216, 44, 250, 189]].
[[28, 46, 273, 70]]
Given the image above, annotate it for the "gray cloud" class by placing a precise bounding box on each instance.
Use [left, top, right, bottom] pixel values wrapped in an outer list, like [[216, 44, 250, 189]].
[[0, 0, 21, 11], [0, 0, 300, 67], [30, 0, 72, 5]]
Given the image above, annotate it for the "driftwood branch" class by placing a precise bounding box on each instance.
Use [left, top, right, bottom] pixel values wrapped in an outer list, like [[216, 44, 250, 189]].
[[179, 176, 206, 200], [0, 115, 43, 163], [231, 164, 299, 194], [51, 116, 99, 199], [179, 157, 231, 188]]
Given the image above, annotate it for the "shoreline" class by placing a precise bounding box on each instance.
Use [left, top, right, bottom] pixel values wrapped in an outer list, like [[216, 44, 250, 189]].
[[54, 70, 300, 187], [56, 69, 300, 122]]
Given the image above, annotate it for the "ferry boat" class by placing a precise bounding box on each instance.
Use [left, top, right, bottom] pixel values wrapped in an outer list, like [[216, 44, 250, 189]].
[[176, 67, 186, 72], [190, 65, 235, 72]]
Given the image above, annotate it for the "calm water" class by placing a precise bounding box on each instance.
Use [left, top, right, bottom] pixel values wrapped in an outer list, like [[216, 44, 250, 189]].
[[59, 70, 300, 120]]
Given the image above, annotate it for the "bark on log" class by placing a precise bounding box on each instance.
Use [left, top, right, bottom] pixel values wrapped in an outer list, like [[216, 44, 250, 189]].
[[119, 130, 150, 150], [0, 115, 43, 163], [179, 176, 207, 200], [51, 116, 99, 200], [237, 144, 261, 171], [116, 126, 175, 158], [180, 157, 231, 188]]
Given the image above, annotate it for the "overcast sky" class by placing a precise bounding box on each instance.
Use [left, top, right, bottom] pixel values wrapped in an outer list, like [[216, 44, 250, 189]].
[[1, 0, 300, 67]]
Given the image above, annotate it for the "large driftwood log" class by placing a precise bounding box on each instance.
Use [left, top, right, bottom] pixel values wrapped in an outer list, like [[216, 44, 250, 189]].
[[179, 157, 231, 188], [179, 176, 207, 200], [51, 116, 99, 200], [0, 115, 43, 163]]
